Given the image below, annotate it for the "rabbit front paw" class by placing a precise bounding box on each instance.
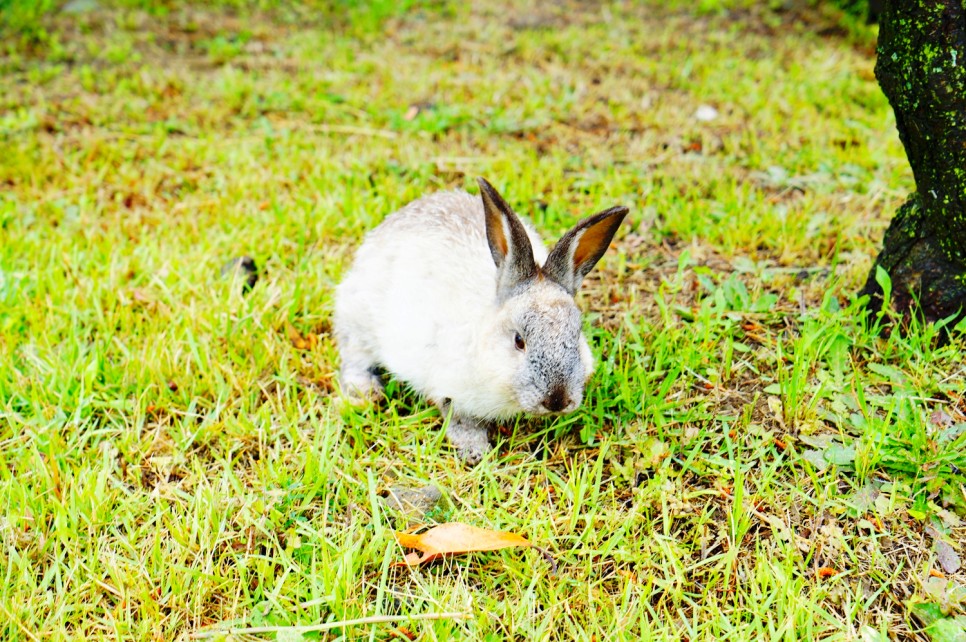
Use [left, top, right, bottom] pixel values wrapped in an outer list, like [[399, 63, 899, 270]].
[[445, 415, 493, 465], [338, 364, 384, 405]]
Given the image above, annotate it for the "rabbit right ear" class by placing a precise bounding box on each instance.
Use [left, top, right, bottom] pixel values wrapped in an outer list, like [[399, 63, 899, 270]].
[[478, 177, 537, 296], [543, 205, 628, 295]]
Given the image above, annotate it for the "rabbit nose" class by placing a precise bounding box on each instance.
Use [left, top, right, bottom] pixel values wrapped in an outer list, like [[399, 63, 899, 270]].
[[542, 386, 569, 413]]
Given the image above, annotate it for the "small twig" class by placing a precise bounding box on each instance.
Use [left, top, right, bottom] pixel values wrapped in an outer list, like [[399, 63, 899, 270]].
[[189, 611, 471, 639], [533, 545, 558, 575], [307, 124, 398, 139]]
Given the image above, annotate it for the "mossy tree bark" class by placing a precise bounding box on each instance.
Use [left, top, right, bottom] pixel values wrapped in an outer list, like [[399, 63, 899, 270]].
[[858, 0, 966, 327]]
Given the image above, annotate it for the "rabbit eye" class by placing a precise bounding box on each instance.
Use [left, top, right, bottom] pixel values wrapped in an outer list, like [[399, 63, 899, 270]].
[[514, 332, 526, 351]]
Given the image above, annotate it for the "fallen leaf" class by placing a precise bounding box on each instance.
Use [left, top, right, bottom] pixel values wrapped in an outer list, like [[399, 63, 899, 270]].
[[798, 434, 837, 449], [932, 409, 955, 427], [939, 544, 963, 575], [847, 483, 880, 517], [286, 322, 317, 351], [394, 522, 531, 565], [929, 526, 963, 575], [389, 626, 416, 640], [639, 437, 670, 468], [922, 576, 966, 609], [802, 448, 829, 471], [937, 508, 963, 529]]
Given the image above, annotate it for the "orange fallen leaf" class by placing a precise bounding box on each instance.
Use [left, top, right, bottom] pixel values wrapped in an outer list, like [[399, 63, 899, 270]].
[[286, 322, 318, 351], [816, 567, 839, 579], [395, 522, 531, 565], [389, 626, 417, 640]]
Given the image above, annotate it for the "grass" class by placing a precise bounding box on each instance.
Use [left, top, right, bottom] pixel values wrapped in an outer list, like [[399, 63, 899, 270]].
[[2, 0, 966, 640]]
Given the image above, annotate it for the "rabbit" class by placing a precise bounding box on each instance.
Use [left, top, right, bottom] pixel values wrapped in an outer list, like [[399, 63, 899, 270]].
[[333, 177, 628, 464]]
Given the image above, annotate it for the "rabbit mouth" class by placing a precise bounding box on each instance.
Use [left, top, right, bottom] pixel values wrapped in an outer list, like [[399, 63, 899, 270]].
[[530, 394, 580, 416], [534, 408, 571, 417]]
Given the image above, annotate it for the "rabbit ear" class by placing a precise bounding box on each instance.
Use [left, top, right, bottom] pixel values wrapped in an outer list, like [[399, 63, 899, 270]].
[[544, 206, 628, 295], [478, 177, 537, 295]]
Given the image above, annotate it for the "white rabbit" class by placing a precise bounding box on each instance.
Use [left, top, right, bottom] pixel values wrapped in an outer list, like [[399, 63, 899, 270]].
[[333, 178, 628, 463]]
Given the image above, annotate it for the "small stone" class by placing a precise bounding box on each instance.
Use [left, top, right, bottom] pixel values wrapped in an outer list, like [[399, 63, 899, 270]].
[[62, 0, 101, 14], [220, 256, 258, 294], [379, 485, 444, 521], [694, 105, 719, 122]]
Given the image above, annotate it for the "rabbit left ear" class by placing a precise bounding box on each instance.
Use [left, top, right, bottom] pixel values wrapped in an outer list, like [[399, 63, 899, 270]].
[[478, 177, 537, 296], [544, 206, 629, 295]]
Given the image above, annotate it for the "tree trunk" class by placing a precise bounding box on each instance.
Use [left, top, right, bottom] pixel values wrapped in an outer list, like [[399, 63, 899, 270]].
[[858, 0, 966, 329]]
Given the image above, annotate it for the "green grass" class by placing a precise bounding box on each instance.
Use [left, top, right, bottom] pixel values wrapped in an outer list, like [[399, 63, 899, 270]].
[[2, 0, 966, 640]]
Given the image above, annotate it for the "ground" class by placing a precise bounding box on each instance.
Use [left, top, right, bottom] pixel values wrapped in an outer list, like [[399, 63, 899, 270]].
[[2, 0, 966, 640]]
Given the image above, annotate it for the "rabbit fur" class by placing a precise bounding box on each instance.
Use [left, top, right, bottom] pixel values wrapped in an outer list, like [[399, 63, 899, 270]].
[[334, 178, 628, 463]]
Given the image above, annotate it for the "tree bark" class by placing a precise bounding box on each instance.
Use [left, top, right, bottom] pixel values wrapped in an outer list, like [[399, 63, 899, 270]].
[[858, 0, 966, 328]]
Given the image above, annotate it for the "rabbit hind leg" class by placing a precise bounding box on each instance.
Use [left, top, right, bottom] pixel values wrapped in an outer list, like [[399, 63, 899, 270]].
[[337, 342, 384, 403]]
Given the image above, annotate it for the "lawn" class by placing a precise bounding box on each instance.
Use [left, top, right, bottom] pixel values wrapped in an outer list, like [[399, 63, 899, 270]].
[[2, 0, 966, 640]]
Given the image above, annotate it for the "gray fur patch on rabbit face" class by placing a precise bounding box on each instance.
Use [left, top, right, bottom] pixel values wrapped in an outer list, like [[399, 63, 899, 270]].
[[502, 285, 593, 416]]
